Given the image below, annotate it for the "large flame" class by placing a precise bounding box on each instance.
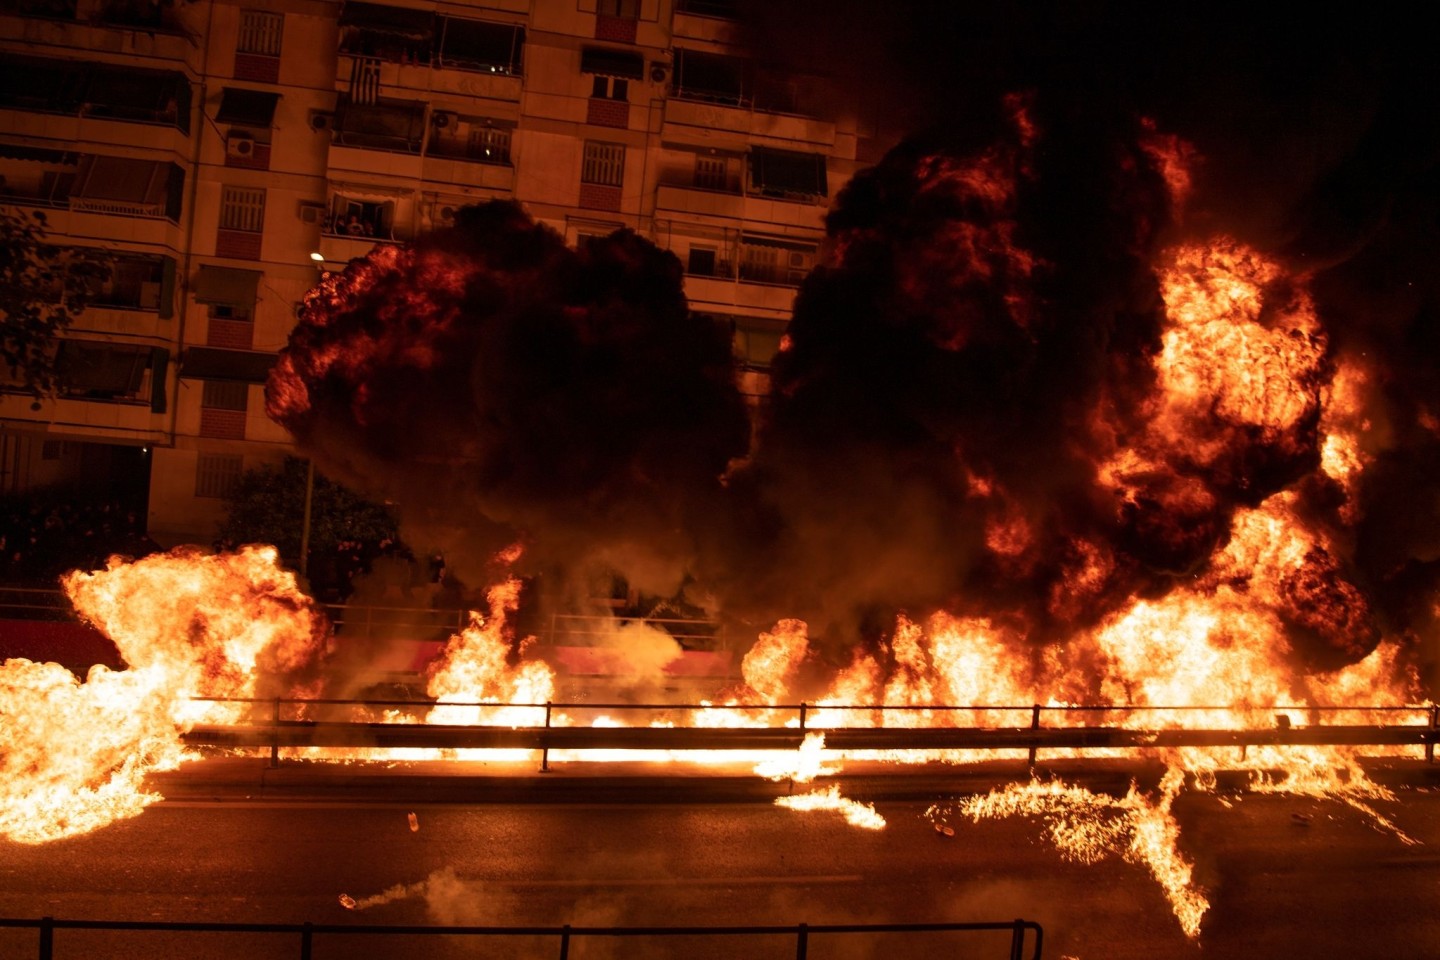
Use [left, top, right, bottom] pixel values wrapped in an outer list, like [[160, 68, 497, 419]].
[[0, 546, 328, 843]]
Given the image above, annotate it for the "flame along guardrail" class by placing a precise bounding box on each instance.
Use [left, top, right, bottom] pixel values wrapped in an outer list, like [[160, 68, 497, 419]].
[[0, 916, 1044, 960], [180, 697, 1440, 769]]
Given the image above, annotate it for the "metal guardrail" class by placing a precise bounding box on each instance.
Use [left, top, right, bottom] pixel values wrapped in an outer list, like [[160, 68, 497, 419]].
[[0, 916, 1044, 960], [181, 695, 1440, 770]]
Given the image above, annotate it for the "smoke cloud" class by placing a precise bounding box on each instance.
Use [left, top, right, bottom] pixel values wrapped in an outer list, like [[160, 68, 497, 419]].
[[267, 202, 750, 605], [268, 6, 1440, 678]]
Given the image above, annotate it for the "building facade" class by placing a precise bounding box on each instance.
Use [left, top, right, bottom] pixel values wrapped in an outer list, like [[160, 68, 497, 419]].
[[0, 0, 881, 546]]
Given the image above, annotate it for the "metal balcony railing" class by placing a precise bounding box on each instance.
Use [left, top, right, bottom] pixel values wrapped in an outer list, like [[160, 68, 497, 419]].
[[0, 916, 1045, 960]]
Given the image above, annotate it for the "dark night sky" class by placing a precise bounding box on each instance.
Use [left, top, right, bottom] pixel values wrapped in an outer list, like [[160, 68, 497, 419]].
[[741, 1, 1440, 259]]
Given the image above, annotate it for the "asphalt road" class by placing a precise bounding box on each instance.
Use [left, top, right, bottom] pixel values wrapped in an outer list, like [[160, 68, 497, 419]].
[[3, 776, 1440, 960]]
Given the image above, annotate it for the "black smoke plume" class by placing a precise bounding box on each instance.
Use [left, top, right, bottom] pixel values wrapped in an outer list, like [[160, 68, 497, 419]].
[[267, 202, 750, 603]]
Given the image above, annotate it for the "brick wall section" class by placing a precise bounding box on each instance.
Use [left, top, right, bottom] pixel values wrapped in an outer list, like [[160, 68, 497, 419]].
[[207, 319, 254, 350], [224, 142, 271, 171], [587, 98, 629, 129], [215, 229, 262, 260], [579, 183, 622, 212], [233, 53, 280, 83], [594, 15, 636, 42], [200, 408, 246, 439]]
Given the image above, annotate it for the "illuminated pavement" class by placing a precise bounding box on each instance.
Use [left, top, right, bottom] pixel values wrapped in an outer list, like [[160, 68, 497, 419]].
[[3, 758, 1440, 958]]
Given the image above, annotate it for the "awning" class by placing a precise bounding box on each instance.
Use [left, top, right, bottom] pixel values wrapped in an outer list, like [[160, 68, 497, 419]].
[[194, 265, 261, 306], [339, 1, 435, 39], [740, 232, 817, 252], [180, 347, 275, 383], [581, 47, 644, 79], [216, 88, 280, 126], [0, 141, 75, 164]]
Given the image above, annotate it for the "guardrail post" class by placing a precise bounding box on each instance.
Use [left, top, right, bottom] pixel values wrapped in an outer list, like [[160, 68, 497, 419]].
[[38, 916, 53, 960], [1010, 918, 1024, 960], [540, 701, 552, 773], [795, 922, 808, 960], [558, 923, 571, 960], [1428, 705, 1438, 763], [1027, 705, 1041, 769], [299, 921, 313, 960], [270, 697, 281, 768], [798, 702, 807, 731]]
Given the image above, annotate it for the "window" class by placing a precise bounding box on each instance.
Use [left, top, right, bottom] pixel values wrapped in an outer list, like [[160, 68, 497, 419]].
[[581, 47, 643, 82], [215, 88, 279, 127], [677, 0, 737, 17], [0, 144, 80, 207], [429, 115, 512, 165], [672, 49, 748, 106], [469, 125, 511, 164], [575, 231, 607, 250], [687, 246, 717, 276], [326, 193, 393, 238], [0, 57, 85, 113], [582, 142, 624, 187], [56, 340, 151, 398], [597, 0, 637, 16], [181, 347, 275, 383], [98, 0, 174, 29], [201, 379, 249, 411], [752, 67, 823, 117], [237, 10, 283, 56], [695, 155, 728, 191], [748, 148, 827, 200], [739, 236, 816, 286], [69, 156, 185, 221], [733, 320, 784, 369], [195, 453, 243, 499], [591, 76, 628, 100], [438, 17, 525, 75], [83, 65, 192, 133], [219, 186, 265, 233], [339, 2, 435, 63], [6, 0, 79, 20], [91, 253, 172, 311], [0, 58, 190, 131]]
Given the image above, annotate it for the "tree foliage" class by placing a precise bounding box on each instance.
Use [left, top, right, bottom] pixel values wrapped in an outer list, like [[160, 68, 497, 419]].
[[218, 456, 401, 562], [0, 206, 111, 399]]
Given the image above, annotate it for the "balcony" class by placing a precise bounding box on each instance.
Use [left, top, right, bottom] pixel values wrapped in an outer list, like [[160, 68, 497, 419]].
[[682, 273, 796, 317], [656, 183, 826, 230], [317, 231, 396, 265], [663, 97, 835, 149]]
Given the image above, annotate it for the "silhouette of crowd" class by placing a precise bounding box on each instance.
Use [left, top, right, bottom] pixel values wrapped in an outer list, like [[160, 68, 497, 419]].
[[0, 491, 159, 586]]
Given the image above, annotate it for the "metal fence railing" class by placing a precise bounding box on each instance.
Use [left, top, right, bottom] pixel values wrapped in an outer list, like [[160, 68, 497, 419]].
[[181, 695, 1440, 770], [0, 917, 1045, 960]]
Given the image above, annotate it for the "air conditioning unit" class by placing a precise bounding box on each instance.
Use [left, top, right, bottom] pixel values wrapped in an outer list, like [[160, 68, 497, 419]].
[[226, 135, 255, 158], [649, 62, 669, 83], [438, 204, 457, 224], [298, 201, 326, 224], [309, 110, 334, 132], [432, 111, 456, 129]]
